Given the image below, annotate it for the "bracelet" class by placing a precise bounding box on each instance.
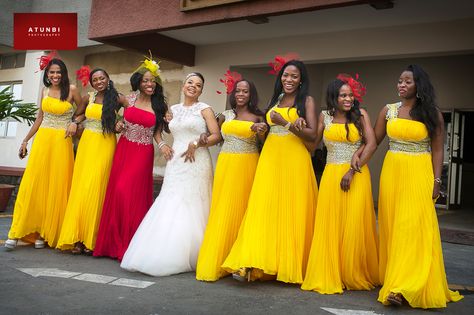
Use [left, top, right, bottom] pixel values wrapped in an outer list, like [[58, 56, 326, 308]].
[[434, 177, 442, 185], [193, 140, 199, 148], [284, 122, 291, 130], [22, 140, 28, 145], [157, 141, 167, 149]]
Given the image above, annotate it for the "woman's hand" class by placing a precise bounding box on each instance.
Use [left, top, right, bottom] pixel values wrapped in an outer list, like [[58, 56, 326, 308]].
[[199, 133, 209, 147], [18, 142, 28, 159], [340, 169, 354, 192], [293, 117, 307, 131], [160, 144, 174, 161], [165, 111, 173, 123], [433, 180, 441, 200], [251, 122, 268, 135], [269, 110, 287, 126], [115, 120, 125, 133], [350, 154, 361, 173], [181, 141, 198, 163], [65, 122, 77, 138]]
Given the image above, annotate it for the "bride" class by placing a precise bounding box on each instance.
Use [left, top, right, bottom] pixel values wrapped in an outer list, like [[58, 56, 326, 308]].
[[121, 72, 222, 276]]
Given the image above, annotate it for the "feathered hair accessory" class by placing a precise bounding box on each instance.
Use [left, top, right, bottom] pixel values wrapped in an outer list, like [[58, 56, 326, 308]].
[[217, 70, 242, 95], [336, 73, 367, 103], [76, 65, 91, 87], [268, 52, 300, 75], [37, 50, 59, 72], [134, 50, 162, 84]]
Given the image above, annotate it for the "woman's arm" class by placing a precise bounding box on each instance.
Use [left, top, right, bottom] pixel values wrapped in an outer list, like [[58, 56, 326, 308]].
[[431, 110, 445, 199], [19, 89, 45, 159], [374, 105, 389, 145], [303, 111, 325, 153], [65, 85, 85, 137], [355, 108, 377, 168], [154, 132, 174, 161]]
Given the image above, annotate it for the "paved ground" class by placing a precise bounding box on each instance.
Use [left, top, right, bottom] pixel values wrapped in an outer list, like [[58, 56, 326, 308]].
[[0, 213, 473, 314]]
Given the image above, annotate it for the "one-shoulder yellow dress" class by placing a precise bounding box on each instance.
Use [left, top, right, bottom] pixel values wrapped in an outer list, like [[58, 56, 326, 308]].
[[8, 90, 74, 247], [57, 93, 117, 251], [302, 110, 379, 294], [378, 102, 463, 308], [222, 106, 318, 284], [196, 110, 260, 281]]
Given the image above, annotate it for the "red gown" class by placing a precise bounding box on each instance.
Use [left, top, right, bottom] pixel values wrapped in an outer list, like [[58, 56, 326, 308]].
[[93, 97, 155, 260]]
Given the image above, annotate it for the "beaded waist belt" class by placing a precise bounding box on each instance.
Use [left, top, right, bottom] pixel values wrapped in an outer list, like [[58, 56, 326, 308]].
[[122, 119, 154, 145], [269, 125, 290, 136], [325, 138, 361, 164], [41, 111, 73, 130], [84, 119, 103, 133], [389, 139, 430, 154], [221, 135, 258, 154]]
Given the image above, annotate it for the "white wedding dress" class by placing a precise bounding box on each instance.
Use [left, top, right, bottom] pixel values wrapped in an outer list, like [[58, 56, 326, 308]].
[[120, 102, 213, 276]]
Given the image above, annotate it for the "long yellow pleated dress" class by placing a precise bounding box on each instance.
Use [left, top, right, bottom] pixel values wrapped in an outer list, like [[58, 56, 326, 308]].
[[57, 93, 117, 251], [8, 90, 74, 247], [302, 111, 379, 294], [196, 110, 260, 281], [378, 102, 463, 308], [222, 105, 318, 284]]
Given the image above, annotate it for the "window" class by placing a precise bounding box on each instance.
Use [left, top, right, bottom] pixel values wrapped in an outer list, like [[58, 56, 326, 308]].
[[0, 82, 23, 137], [0, 53, 26, 69]]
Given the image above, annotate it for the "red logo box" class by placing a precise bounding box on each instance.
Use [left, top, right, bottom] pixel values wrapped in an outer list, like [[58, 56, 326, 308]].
[[14, 13, 77, 50]]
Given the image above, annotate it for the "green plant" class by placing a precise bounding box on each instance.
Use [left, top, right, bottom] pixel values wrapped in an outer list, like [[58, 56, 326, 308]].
[[0, 86, 37, 126]]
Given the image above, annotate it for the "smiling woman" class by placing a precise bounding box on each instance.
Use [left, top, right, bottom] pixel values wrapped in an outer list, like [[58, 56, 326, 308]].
[[121, 72, 222, 276], [5, 54, 84, 250]]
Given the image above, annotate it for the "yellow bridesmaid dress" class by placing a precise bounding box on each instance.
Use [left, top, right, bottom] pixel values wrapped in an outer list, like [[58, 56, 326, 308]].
[[222, 105, 318, 284], [302, 110, 379, 294], [8, 89, 74, 247], [196, 110, 259, 281], [378, 102, 463, 308], [57, 92, 116, 250]]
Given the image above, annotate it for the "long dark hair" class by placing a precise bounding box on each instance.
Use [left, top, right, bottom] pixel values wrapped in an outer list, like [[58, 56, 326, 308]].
[[130, 72, 169, 134], [43, 58, 70, 101], [266, 60, 309, 118], [89, 68, 119, 134], [326, 79, 363, 141], [229, 79, 263, 116], [405, 64, 439, 138]]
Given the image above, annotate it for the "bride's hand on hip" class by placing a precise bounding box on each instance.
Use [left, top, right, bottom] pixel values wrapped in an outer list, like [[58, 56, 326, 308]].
[[181, 141, 197, 163]]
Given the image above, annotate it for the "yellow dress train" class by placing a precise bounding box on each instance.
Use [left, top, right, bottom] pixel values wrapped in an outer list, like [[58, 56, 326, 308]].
[[222, 106, 318, 284], [378, 102, 463, 308], [196, 110, 259, 281], [57, 95, 116, 251], [302, 111, 379, 294], [8, 92, 74, 247]]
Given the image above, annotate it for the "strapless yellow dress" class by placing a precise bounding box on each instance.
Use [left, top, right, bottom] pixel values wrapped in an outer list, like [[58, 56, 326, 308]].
[[8, 95, 74, 247], [222, 106, 318, 284], [378, 103, 463, 308], [196, 111, 259, 281], [302, 111, 379, 294], [57, 100, 116, 250]]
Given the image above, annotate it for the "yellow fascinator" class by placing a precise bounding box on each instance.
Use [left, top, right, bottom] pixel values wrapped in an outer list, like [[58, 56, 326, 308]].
[[134, 50, 162, 85]]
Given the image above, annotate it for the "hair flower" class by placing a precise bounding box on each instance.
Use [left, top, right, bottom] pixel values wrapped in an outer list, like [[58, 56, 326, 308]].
[[37, 50, 59, 72], [336, 73, 367, 103], [216, 70, 242, 95], [268, 52, 300, 75], [76, 65, 91, 87], [134, 50, 162, 84]]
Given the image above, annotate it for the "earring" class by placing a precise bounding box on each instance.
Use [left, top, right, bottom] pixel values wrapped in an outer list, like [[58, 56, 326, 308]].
[[397, 92, 400, 97], [351, 103, 354, 108], [47, 78, 51, 84], [416, 92, 420, 99], [107, 81, 110, 90]]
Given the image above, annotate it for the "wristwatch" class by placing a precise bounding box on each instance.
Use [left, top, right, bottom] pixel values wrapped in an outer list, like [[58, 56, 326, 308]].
[[193, 140, 198, 148]]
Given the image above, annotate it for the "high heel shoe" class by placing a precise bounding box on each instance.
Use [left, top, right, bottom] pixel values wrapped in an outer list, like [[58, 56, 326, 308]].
[[34, 239, 45, 249], [4, 239, 18, 250]]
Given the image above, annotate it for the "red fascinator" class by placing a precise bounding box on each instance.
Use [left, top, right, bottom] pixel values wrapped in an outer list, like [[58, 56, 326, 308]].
[[217, 70, 242, 95], [76, 65, 91, 87], [37, 50, 59, 72], [336, 73, 367, 103], [268, 52, 300, 75]]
